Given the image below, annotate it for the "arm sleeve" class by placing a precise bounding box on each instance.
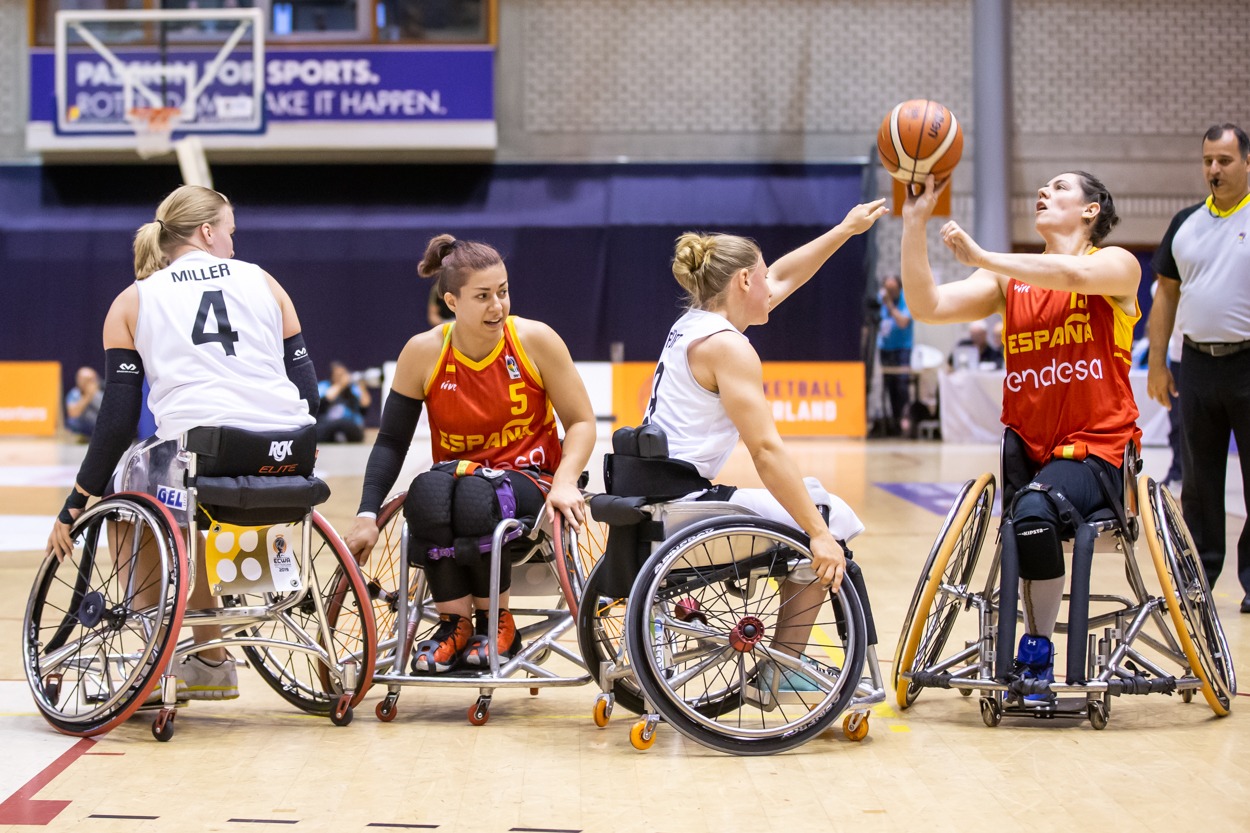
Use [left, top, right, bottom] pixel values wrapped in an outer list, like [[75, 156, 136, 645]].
[[356, 390, 424, 516], [284, 333, 319, 416], [74, 349, 145, 495]]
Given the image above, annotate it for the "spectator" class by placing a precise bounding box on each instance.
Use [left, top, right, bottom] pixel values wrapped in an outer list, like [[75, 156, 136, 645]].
[[948, 319, 1004, 370], [877, 274, 914, 436], [316, 361, 372, 443], [64, 366, 103, 440]]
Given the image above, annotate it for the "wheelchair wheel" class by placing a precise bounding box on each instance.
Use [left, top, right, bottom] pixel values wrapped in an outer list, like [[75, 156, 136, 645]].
[[549, 512, 609, 617], [575, 557, 647, 716], [358, 492, 433, 672], [23, 494, 188, 736], [229, 511, 377, 714], [892, 473, 995, 709], [624, 518, 867, 756], [1139, 477, 1235, 716]]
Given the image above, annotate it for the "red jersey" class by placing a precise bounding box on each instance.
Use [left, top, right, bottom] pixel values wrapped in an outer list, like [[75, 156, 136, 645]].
[[1001, 271, 1142, 468], [424, 316, 562, 477]]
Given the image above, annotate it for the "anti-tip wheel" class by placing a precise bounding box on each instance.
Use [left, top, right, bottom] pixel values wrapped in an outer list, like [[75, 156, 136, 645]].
[[842, 713, 870, 742]]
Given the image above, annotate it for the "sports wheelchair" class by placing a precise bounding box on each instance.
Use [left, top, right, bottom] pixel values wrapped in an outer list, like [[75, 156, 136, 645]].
[[22, 426, 377, 741], [578, 425, 885, 755], [354, 470, 607, 726], [894, 429, 1235, 729]]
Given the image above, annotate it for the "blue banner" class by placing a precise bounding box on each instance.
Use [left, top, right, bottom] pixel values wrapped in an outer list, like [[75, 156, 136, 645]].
[[29, 46, 494, 127]]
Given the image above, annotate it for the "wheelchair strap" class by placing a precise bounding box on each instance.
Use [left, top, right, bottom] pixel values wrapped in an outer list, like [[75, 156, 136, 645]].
[[422, 462, 521, 563], [1008, 480, 1085, 534], [1081, 456, 1129, 535]]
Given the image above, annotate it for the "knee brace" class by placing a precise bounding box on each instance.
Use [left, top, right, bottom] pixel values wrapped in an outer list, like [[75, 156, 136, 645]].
[[1014, 519, 1065, 580], [403, 470, 456, 565], [451, 471, 516, 538]]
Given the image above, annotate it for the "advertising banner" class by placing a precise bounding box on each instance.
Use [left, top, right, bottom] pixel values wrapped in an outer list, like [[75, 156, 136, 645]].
[[611, 362, 866, 437], [0, 362, 62, 437]]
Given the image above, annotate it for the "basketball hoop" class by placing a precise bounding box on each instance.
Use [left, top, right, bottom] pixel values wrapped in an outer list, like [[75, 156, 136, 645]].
[[126, 106, 182, 159]]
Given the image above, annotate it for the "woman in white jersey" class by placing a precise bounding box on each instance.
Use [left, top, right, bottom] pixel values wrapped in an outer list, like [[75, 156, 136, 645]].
[[642, 199, 887, 681], [46, 185, 319, 699]]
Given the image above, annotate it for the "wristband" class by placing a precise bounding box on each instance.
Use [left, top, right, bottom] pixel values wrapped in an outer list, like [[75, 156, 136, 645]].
[[58, 488, 89, 525], [356, 511, 377, 521]]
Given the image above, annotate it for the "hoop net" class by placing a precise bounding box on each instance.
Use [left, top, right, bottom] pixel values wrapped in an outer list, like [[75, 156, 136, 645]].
[[126, 106, 183, 159]]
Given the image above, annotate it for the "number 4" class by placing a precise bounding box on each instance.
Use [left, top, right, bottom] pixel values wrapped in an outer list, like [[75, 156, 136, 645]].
[[192, 290, 240, 356]]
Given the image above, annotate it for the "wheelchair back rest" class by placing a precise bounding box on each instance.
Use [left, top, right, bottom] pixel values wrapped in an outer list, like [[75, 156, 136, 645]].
[[1122, 439, 1141, 521], [185, 425, 327, 526]]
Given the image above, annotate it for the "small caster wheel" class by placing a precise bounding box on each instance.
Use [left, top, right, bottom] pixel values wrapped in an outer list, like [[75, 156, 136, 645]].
[[1088, 701, 1109, 730], [629, 719, 657, 750], [958, 688, 973, 697], [152, 708, 176, 742], [376, 695, 398, 722], [530, 687, 540, 697], [592, 695, 613, 728], [331, 694, 354, 727], [468, 699, 490, 726], [842, 713, 869, 742], [980, 697, 1002, 728], [1181, 689, 1194, 704]]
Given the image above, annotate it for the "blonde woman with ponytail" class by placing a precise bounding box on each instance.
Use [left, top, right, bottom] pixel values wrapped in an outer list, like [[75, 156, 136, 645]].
[[47, 184, 319, 700], [640, 198, 887, 689]]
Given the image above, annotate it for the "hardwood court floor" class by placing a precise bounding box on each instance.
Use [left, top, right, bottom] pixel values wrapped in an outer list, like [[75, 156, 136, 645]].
[[1, 435, 1246, 833]]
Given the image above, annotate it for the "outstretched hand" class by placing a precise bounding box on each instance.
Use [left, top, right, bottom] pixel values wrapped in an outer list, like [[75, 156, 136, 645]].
[[841, 198, 890, 234], [901, 174, 950, 224]]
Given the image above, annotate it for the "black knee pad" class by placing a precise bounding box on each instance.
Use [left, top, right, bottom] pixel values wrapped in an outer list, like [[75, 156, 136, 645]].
[[451, 473, 514, 538], [404, 470, 456, 562], [1015, 519, 1065, 580]]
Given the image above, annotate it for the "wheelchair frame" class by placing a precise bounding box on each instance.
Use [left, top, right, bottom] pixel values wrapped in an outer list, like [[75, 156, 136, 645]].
[[360, 490, 605, 726], [893, 440, 1235, 729], [22, 434, 378, 741], [581, 498, 886, 755]]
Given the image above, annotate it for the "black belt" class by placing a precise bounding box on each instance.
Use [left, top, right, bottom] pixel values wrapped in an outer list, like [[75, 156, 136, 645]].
[[1183, 336, 1250, 357]]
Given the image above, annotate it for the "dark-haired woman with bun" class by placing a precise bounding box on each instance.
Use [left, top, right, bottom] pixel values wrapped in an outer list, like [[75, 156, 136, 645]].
[[901, 172, 1142, 699], [641, 199, 887, 692], [345, 235, 595, 673]]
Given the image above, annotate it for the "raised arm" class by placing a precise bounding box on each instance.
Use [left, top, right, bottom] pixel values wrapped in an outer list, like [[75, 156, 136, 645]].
[[700, 333, 845, 587], [766, 199, 889, 308], [516, 319, 596, 528], [901, 179, 1005, 324]]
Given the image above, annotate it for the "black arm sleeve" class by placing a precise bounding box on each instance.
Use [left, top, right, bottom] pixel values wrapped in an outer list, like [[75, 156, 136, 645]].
[[356, 390, 423, 516], [283, 333, 319, 416], [74, 349, 145, 496]]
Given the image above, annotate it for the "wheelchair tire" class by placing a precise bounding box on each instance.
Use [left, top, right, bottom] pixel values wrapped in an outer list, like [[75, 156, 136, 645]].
[[624, 517, 867, 756], [229, 511, 377, 714], [892, 473, 995, 709], [23, 493, 188, 736], [549, 512, 609, 619], [575, 557, 648, 716], [360, 492, 435, 673], [1139, 477, 1235, 716]]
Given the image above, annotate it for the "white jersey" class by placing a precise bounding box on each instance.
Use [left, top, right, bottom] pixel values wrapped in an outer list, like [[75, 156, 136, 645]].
[[644, 308, 743, 479], [134, 251, 314, 440]]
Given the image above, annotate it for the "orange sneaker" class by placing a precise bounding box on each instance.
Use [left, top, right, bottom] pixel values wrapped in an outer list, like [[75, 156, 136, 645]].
[[412, 613, 473, 673], [463, 609, 521, 667]]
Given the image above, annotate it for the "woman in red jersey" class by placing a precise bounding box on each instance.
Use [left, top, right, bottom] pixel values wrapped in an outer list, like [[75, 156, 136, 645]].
[[346, 235, 595, 673], [901, 172, 1141, 698]]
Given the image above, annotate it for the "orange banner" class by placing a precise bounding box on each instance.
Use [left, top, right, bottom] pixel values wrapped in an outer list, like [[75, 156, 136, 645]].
[[0, 362, 61, 436], [611, 361, 865, 437]]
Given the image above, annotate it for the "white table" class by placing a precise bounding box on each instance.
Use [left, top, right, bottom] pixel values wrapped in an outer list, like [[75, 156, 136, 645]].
[[939, 369, 1169, 446]]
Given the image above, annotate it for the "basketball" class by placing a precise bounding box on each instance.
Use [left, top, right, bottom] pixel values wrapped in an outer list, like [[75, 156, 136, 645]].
[[877, 99, 963, 186]]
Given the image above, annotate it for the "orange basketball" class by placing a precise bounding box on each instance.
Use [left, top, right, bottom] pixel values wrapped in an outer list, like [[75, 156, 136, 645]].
[[877, 99, 963, 186]]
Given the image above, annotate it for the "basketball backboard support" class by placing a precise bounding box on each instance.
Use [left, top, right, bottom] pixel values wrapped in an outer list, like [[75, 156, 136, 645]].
[[52, 7, 265, 182]]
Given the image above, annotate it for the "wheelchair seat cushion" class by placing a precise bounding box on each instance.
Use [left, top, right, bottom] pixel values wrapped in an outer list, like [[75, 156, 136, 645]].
[[186, 425, 317, 478], [196, 474, 330, 526]]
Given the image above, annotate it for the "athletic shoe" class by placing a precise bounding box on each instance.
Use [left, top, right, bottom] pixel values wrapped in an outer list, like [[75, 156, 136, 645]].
[[1013, 634, 1055, 703], [178, 655, 240, 700], [412, 613, 473, 673], [747, 655, 830, 705], [463, 609, 521, 667]]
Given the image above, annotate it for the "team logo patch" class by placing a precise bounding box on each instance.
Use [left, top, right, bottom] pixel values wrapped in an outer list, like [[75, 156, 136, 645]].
[[293, 347, 308, 359], [156, 485, 187, 511], [505, 355, 521, 380], [117, 362, 140, 374]]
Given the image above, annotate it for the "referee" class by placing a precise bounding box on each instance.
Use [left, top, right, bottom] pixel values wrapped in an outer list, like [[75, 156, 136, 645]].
[[1147, 123, 1250, 613]]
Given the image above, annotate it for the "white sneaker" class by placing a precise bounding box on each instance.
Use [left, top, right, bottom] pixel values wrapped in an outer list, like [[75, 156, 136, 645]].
[[177, 655, 239, 700]]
